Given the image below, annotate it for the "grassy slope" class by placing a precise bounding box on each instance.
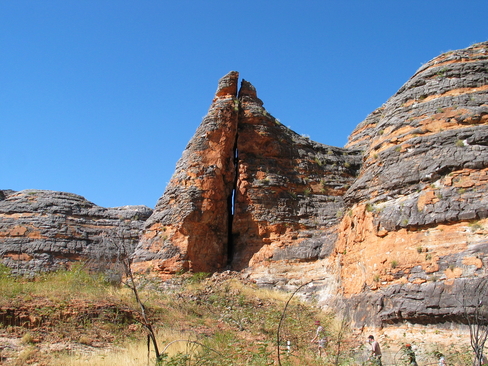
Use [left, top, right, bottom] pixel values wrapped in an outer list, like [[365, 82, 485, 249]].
[[0, 265, 474, 365]]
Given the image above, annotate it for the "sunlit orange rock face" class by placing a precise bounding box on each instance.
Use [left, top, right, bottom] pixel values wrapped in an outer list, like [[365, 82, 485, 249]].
[[134, 71, 240, 275], [339, 41, 488, 326], [134, 72, 361, 277]]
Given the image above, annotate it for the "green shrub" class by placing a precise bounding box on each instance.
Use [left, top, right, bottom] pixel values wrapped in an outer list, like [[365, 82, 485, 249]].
[[188, 272, 210, 284], [455, 139, 465, 147]]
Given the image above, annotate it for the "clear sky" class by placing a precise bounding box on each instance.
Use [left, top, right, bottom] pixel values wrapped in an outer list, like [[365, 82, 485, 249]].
[[1, 1, 487, 208]]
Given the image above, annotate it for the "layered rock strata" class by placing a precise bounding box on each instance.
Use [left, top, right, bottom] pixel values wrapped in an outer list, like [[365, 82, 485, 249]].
[[0, 190, 152, 275], [338, 41, 488, 326]]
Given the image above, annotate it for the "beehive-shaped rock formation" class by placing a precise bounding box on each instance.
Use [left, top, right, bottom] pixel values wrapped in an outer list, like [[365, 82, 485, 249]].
[[0, 190, 152, 275], [338, 41, 488, 326], [133, 72, 362, 276]]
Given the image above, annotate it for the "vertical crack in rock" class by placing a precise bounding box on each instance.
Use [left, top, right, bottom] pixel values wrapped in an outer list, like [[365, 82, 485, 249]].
[[226, 135, 239, 264], [133, 71, 362, 275]]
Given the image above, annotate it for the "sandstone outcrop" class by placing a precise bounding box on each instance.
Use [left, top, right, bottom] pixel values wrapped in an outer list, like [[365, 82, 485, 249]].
[[337, 41, 488, 326], [133, 42, 488, 327], [2, 41, 488, 330], [133, 72, 361, 277], [0, 190, 152, 275]]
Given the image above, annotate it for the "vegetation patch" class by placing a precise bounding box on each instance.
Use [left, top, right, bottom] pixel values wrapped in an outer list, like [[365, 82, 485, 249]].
[[0, 265, 485, 365]]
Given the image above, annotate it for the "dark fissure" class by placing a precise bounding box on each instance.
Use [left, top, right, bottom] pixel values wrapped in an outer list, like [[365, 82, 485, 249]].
[[227, 135, 239, 265]]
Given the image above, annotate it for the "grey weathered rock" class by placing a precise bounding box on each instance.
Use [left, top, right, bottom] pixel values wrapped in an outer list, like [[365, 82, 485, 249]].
[[0, 190, 152, 275], [337, 41, 488, 326], [346, 273, 488, 327]]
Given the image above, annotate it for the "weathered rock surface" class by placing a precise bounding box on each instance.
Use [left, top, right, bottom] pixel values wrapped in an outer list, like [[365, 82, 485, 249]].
[[133, 72, 361, 277], [337, 41, 488, 326], [0, 190, 152, 275], [2, 41, 488, 330], [348, 274, 488, 327]]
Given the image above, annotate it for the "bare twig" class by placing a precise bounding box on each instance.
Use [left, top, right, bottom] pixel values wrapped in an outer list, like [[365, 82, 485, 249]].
[[100, 229, 163, 363], [277, 278, 325, 366], [458, 278, 488, 366]]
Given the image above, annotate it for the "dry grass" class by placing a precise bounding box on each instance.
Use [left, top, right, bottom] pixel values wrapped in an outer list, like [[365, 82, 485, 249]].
[[0, 263, 116, 305], [51, 329, 204, 365], [1, 266, 480, 365], [13, 346, 38, 366], [51, 341, 152, 366], [227, 278, 291, 302]]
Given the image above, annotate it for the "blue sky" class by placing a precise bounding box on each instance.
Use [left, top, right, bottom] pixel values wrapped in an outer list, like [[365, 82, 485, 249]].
[[1, 1, 486, 208]]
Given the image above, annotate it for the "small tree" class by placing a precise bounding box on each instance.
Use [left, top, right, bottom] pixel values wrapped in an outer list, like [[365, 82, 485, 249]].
[[95, 229, 226, 365], [98, 229, 163, 364], [459, 277, 488, 366], [332, 304, 351, 366]]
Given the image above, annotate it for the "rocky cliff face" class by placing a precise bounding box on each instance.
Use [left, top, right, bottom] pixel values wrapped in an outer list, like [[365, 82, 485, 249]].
[[133, 41, 488, 326], [0, 190, 152, 275], [133, 72, 361, 277], [1, 41, 487, 329], [337, 41, 488, 326]]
